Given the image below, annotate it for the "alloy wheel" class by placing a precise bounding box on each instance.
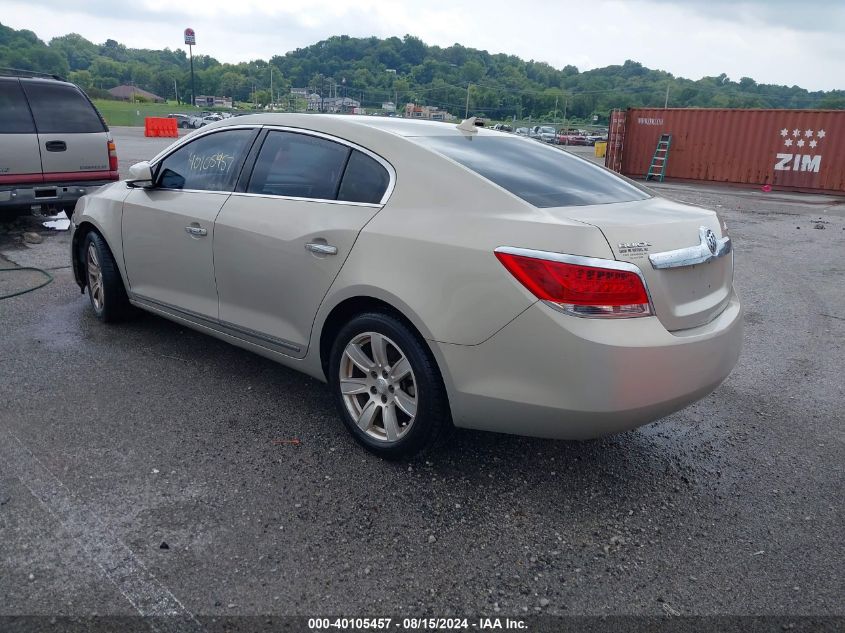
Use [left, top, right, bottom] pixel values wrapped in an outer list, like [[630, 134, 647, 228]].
[[86, 243, 104, 312], [339, 332, 418, 443]]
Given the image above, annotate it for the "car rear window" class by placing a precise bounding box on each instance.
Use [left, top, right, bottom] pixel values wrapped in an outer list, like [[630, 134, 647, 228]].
[[0, 80, 36, 134], [21, 82, 106, 134], [413, 135, 650, 208]]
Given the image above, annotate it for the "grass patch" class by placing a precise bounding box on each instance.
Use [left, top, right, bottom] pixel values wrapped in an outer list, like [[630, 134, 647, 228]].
[[92, 100, 202, 127]]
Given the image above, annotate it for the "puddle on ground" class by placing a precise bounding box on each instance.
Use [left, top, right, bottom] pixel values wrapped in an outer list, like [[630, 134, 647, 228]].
[[42, 211, 71, 231]]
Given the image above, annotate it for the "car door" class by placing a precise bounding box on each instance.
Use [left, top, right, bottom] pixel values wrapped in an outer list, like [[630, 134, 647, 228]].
[[0, 78, 42, 188], [121, 127, 257, 320], [213, 129, 393, 357], [20, 80, 111, 182]]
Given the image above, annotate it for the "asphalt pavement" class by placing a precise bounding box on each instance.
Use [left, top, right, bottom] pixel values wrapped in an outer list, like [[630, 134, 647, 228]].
[[0, 131, 843, 628]]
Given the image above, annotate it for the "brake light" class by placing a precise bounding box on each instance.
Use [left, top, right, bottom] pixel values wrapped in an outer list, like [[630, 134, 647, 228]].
[[107, 136, 118, 172], [495, 249, 652, 318]]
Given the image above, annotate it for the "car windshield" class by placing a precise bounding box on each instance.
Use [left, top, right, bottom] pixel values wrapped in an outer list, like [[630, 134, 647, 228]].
[[413, 135, 651, 208], [539, 126, 555, 134]]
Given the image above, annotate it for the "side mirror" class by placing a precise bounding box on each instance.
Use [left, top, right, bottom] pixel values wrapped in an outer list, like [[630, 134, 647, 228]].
[[127, 161, 154, 188]]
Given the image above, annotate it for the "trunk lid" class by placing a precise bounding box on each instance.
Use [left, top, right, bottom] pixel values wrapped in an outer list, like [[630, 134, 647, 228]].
[[558, 197, 733, 331]]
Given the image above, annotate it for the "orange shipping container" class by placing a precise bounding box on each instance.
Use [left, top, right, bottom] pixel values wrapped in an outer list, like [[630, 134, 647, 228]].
[[609, 108, 845, 195]]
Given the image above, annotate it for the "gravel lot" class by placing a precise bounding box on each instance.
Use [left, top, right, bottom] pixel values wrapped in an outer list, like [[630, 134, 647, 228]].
[[0, 128, 843, 627]]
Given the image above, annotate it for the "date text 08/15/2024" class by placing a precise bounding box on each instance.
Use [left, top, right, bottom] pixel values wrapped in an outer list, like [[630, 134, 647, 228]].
[[307, 617, 527, 630]]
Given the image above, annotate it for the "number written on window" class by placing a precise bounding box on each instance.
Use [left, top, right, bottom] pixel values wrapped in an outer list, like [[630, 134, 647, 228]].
[[157, 129, 253, 192]]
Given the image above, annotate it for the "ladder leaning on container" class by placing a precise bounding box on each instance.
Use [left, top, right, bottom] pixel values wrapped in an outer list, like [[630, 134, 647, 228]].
[[645, 133, 672, 182]]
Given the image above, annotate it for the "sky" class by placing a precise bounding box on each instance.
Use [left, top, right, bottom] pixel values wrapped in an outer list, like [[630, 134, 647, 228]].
[[2, 0, 844, 91]]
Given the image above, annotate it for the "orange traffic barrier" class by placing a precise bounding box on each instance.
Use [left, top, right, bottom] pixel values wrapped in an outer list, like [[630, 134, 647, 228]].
[[144, 117, 178, 138]]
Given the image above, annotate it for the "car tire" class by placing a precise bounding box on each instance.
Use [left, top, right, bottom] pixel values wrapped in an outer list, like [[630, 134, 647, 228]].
[[81, 231, 132, 323], [328, 312, 451, 460]]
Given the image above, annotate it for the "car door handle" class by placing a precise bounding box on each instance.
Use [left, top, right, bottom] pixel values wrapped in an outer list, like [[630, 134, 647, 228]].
[[45, 141, 67, 152], [185, 226, 208, 237], [305, 242, 338, 255]]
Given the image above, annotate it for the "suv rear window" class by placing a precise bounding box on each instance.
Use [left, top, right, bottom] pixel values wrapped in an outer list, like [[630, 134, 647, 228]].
[[413, 135, 650, 208], [21, 82, 106, 134], [0, 80, 36, 134]]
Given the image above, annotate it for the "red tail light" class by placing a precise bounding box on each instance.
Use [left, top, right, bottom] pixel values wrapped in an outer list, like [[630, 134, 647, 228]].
[[107, 137, 118, 172], [495, 248, 652, 318]]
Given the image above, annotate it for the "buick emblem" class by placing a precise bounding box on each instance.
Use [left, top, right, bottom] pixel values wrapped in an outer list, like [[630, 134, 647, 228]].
[[704, 229, 718, 254]]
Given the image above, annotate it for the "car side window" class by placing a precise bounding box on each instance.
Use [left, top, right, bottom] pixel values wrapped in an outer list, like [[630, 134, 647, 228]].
[[156, 129, 254, 192], [0, 80, 36, 134], [21, 82, 105, 134], [337, 150, 390, 204], [247, 131, 351, 200]]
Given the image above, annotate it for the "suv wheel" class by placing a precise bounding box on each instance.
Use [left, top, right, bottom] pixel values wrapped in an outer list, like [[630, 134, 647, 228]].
[[81, 232, 132, 322], [329, 312, 451, 459]]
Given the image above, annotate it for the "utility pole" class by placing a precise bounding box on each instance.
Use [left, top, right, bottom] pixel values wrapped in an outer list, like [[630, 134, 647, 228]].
[[465, 83, 472, 118], [270, 66, 273, 108], [664, 81, 670, 109], [562, 98, 568, 139], [173, 79, 179, 105], [553, 95, 558, 127]]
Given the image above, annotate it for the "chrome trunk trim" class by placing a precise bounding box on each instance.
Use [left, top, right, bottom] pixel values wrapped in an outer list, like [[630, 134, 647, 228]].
[[648, 226, 732, 270]]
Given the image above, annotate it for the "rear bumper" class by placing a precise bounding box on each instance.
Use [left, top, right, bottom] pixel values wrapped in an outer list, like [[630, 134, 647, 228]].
[[0, 175, 118, 211], [437, 291, 743, 439]]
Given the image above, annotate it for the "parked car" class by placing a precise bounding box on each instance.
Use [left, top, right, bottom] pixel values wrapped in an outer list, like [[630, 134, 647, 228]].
[[0, 71, 118, 216], [70, 114, 741, 459], [556, 130, 590, 146], [167, 113, 195, 129], [528, 125, 557, 143], [514, 127, 529, 136], [197, 114, 225, 127], [492, 123, 513, 132]]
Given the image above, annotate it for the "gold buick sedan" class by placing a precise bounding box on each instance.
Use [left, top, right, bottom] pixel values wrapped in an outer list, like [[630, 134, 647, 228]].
[[70, 114, 741, 458]]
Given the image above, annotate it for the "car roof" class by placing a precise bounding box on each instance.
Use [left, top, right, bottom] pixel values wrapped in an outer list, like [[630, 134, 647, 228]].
[[0, 75, 75, 87], [211, 113, 506, 138]]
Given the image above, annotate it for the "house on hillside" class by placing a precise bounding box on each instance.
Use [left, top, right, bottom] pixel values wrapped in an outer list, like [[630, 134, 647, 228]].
[[404, 103, 452, 121], [195, 95, 233, 109], [306, 94, 360, 113], [108, 85, 165, 103]]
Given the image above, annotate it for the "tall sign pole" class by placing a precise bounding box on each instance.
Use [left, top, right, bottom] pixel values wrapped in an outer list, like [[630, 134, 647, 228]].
[[184, 28, 196, 108]]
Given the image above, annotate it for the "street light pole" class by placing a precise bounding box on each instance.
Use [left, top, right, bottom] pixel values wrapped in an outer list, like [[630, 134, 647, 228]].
[[189, 44, 195, 108]]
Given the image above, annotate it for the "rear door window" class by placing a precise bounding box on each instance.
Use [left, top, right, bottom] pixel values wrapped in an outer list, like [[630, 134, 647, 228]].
[[247, 131, 351, 200], [21, 81, 106, 134], [337, 150, 390, 204], [414, 135, 651, 208], [0, 79, 36, 134], [156, 129, 255, 192]]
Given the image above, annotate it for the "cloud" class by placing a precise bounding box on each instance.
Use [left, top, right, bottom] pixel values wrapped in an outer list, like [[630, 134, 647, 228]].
[[647, 0, 845, 32], [2, 0, 843, 90]]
